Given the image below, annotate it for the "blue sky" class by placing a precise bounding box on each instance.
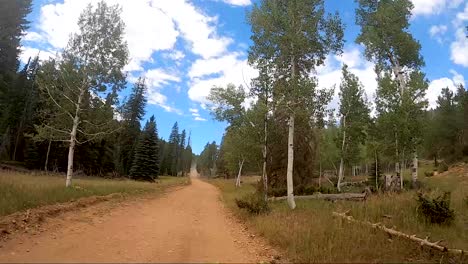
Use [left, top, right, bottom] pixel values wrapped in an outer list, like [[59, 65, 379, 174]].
[[21, 0, 468, 154]]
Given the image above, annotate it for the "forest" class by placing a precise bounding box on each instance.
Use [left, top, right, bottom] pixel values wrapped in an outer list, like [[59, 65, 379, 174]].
[[195, 0, 468, 203], [0, 0, 468, 263], [0, 0, 193, 184]]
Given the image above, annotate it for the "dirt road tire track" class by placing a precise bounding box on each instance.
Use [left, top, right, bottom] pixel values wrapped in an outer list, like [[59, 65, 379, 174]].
[[0, 178, 276, 263]]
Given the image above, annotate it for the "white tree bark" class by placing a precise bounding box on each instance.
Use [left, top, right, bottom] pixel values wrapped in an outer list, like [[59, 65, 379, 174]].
[[337, 116, 346, 192], [236, 158, 244, 187], [262, 105, 268, 200], [44, 140, 51, 172], [412, 150, 418, 187], [287, 114, 296, 209], [318, 161, 322, 188], [65, 87, 84, 187]]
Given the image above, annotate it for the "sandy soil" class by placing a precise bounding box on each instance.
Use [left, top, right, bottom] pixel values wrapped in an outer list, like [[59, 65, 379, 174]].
[[0, 173, 277, 263]]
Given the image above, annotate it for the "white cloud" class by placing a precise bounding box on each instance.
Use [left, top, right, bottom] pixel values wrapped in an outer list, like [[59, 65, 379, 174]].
[[155, 0, 232, 59], [219, 0, 252, 6], [26, 0, 232, 71], [411, 0, 463, 16], [19, 46, 55, 63], [188, 52, 258, 104], [130, 68, 182, 114], [23, 32, 45, 42], [165, 50, 185, 61], [189, 106, 209, 121], [316, 48, 377, 113], [429, 24, 448, 43], [35, 0, 179, 71], [456, 3, 468, 22], [427, 70, 465, 109], [450, 27, 468, 67]]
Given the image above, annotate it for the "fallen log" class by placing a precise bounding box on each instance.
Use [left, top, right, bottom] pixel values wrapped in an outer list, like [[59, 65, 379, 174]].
[[332, 211, 466, 255], [268, 193, 367, 202]]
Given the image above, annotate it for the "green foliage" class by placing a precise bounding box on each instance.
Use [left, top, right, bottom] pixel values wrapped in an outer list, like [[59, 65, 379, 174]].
[[416, 191, 455, 225], [129, 116, 159, 182], [0, 0, 32, 75], [235, 193, 270, 215], [197, 141, 218, 177], [337, 64, 370, 165], [116, 78, 147, 176]]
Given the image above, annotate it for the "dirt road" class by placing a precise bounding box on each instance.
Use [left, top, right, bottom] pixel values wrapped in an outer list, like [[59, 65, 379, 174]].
[[0, 175, 275, 263]]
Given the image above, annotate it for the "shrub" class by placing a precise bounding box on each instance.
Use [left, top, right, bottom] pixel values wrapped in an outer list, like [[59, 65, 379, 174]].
[[235, 193, 270, 215], [464, 196, 468, 207], [416, 191, 455, 225], [437, 163, 449, 173]]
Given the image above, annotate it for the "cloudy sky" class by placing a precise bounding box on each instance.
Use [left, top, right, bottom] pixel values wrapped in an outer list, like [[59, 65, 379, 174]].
[[22, 0, 468, 154]]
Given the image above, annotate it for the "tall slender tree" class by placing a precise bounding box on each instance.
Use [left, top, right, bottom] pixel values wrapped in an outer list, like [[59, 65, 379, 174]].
[[248, 0, 344, 208], [356, 0, 426, 188], [36, 1, 128, 187], [336, 65, 370, 191], [167, 122, 180, 176], [117, 78, 147, 175]]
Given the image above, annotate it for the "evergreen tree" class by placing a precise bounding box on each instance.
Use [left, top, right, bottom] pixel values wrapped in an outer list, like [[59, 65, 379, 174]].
[[129, 116, 159, 181], [0, 0, 32, 75], [177, 129, 186, 174], [0, 0, 33, 159], [167, 122, 179, 176], [117, 78, 147, 175]]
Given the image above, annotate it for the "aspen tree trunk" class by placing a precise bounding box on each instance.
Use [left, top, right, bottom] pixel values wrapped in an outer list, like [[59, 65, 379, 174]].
[[286, 45, 296, 209], [66, 87, 85, 187], [337, 117, 346, 192], [262, 108, 268, 200], [375, 150, 378, 190], [393, 62, 406, 189], [319, 161, 322, 188], [44, 140, 51, 172], [236, 158, 244, 187], [412, 150, 418, 187], [287, 115, 296, 209]]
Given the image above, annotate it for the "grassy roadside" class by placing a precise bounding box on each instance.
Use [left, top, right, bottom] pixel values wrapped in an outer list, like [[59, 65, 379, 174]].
[[209, 169, 468, 263], [0, 171, 189, 216]]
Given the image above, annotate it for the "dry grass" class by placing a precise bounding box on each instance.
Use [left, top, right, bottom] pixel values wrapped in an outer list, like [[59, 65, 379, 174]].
[[210, 166, 468, 263], [0, 171, 189, 216]]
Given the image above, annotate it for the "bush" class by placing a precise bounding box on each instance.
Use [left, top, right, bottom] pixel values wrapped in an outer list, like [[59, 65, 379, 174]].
[[464, 196, 468, 207], [437, 163, 449, 173], [235, 193, 270, 215], [416, 191, 455, 225]]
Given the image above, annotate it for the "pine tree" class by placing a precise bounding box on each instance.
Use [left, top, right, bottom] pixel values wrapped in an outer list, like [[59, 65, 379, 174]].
[[0, 0, 33, 159], [168, 122, 179, 176], [117, 78, 147, 175], [0, 0, 32, 75], [129, 116, 159, 181], [177, 129, 186, 174]]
